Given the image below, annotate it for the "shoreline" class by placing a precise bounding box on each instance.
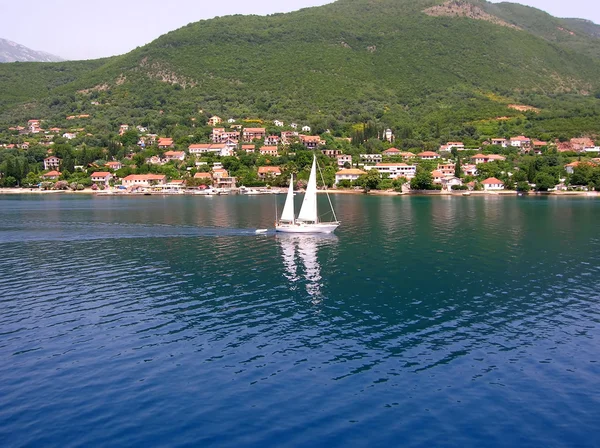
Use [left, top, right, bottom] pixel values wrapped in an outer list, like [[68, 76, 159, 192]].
[[0, 188, 597, 198]]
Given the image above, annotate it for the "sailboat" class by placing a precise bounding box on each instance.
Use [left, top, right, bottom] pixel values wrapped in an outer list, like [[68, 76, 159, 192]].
[[276, 155, 340, 234]]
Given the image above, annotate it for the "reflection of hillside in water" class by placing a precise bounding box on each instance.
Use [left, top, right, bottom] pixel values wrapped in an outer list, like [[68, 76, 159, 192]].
[[277, 234, 337, 303]]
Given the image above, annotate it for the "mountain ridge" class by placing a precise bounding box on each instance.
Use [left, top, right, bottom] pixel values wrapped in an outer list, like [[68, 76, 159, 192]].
[[0, 38, 63, 63], [0, 0, 599, 140]]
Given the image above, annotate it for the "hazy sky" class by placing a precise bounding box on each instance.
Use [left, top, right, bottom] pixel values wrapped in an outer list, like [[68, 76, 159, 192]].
[[2, 0, 599, 60]]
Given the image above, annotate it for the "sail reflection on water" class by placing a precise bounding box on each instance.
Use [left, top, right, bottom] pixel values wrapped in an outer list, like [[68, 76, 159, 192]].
[[276, 234, 337, 303]]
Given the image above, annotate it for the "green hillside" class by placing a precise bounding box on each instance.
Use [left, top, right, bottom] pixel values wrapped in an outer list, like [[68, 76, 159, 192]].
[[1, 0, 600, 139]]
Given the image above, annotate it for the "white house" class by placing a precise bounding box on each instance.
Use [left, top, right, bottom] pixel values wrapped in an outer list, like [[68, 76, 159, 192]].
[[62, 133, 77, 140], [442, 177, 463, 190], [122, 174, 166, 187], [445, 141, 465, 151], [510, 136, 531, 148], [365, 163, 417, 179], [337, 154, 352, 168], [91, 172, 113, 185], [471, 154, 506, 164], [106, 161, 123, 170], [44, 156, 61, 170], [302, 125, 311, 132], [418, 151, 440, 160], [335, 169, 366, 185], [258, 166, 282, 179], [189, 143, 231, 157], [360, 154, 383, 163], [290, 123, 298, 129], [462, 164, 478, 176], [492, 138, 508, 147], [164, 151, 186, 161], [265, 135, 280, 146], [382, 148, 402, 157], [481, 177, 505, 191], [274, 120, 284, 127]]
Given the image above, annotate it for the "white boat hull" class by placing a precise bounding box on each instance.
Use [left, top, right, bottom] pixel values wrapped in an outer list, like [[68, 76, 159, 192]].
[[276, 222, 340, 234]]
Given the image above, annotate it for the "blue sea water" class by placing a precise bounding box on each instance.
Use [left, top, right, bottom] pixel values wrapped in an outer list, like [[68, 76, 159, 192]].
[[0, 194, 599, 447]]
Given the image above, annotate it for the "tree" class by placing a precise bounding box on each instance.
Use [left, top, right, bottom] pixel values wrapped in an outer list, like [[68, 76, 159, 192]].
[[22, 172, 41, 187], [120, 130, 139, 147], [534, 172, 557, 191], [410, 167, 434, 190], [527, 160, 538, 183], [364, 169, 382, 191], [3, 176, 17, 188], [454, 157, 461, 178], [571, 163, 595, 186]]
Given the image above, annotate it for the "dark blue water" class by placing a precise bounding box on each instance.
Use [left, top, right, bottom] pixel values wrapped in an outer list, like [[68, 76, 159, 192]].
[[1, 194, 599, 447]]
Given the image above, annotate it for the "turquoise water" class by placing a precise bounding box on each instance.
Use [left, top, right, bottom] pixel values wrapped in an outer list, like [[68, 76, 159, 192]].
[[1, 194, 599, 447]]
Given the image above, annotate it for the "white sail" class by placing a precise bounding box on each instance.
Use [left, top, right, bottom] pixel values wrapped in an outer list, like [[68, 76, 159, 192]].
[[297, 156, 318, 223], [280, 174, 295, 223]]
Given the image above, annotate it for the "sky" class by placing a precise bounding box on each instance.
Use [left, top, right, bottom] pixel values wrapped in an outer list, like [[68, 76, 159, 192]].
[[2, 0, 599, 61]]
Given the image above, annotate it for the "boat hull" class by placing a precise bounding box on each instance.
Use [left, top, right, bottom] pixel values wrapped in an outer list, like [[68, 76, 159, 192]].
[[276, 222, 340, 234]]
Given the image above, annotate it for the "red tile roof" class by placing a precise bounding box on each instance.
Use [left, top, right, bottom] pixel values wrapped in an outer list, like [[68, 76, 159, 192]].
[[258, 166, 282, 174], [482, 177, 504, 185], [158, 138, 173, 146], [336, 169, 366, 175]]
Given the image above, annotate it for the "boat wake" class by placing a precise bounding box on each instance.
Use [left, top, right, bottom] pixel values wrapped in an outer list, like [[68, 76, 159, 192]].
[[0, 221, 275, 243]]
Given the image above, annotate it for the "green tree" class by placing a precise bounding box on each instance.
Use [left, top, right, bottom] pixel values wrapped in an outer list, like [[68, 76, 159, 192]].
[[120, 130, 139, 147], [534, 172, 557, 191], [454, 157, 461, 178], [571, 163, 594, 186], [410, 167, 434, 190]]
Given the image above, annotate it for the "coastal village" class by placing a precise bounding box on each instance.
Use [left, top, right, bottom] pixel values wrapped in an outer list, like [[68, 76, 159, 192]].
[[1, 114, 599, 195]]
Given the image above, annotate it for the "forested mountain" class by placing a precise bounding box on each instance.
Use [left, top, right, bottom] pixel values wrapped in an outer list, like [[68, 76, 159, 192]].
[[1, 0, 599, 140], [0, 38, 63, 63]]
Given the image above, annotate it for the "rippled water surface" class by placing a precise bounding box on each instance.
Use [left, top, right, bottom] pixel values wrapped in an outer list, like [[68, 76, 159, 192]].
[[1, 194, 599, 447]]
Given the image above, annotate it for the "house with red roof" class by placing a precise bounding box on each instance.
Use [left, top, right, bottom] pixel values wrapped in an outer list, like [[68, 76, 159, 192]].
[[510, 136, 531, 149], [258, 166, 282, 179], [481, 177, 505, 191], [259, 146, 279, 156], [42, 171, 61, 180], [106, 161, 123, 171], [382, 148, 402, 157], [243, 128, 266, 142], [299, 135, 324, 149], [158, 138, 174, 149], [194, 172, 212, 181], [164, 150, 186, 161], [335, 169, 366, 184], [122, 174, 166, 187], [491, 138, 508, 147], [91, 172, 113, 185], [418, 151, 440, 160], [265, 135, 280, 146], [471, 154, 506, 164]]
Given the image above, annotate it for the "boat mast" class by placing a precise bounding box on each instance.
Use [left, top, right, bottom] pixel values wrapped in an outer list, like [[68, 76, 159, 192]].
[[317, 158, 338, 223]]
